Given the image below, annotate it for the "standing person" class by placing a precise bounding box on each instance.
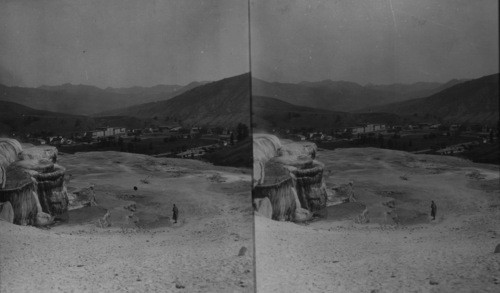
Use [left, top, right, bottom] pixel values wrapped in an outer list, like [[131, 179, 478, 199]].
[[89, 184, 97, 206], [431, 200, 437, 220], [173, 204, 179, 224]]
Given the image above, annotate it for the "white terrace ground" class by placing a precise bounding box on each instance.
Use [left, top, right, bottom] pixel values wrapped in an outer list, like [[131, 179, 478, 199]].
[[1, 151, 253, 292], [256, 147, 500, 293]]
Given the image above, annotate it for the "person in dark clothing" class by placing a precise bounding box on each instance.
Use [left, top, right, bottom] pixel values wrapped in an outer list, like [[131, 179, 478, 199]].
[[431, 200, 437, 220], [173, 204, 179, 224]]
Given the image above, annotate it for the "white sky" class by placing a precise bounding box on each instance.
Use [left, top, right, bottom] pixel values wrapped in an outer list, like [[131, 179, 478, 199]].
[[251, 0, 499, 84], [0, 0, 249, 87]]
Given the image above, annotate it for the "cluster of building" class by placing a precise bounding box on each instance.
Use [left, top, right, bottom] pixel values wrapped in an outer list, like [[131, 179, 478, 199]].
[[436, 141, 480, 155], [85, 127, 127, 139], [174, 143, 225, 159], [279, 123, 388, 142], [346, 124, 387, 135], [282, 122, 497, 142], [126, 125, 234, 140]]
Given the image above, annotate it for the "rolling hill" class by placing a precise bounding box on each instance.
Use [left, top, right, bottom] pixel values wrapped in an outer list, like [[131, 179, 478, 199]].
[[252, 95, 407, 131], [0, 100, 149, 136], [0, 100, 95, 135], [100, 73, 251, 128], [364, 73, 499, 125], [0, 81, 204, 115]]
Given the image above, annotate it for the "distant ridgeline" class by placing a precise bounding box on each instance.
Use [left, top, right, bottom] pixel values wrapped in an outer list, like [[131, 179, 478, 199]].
[[0, 138, 68, 225], [252, 134, 329, 222], [253, 73, 498, 132], [0, 73, 251, 136]]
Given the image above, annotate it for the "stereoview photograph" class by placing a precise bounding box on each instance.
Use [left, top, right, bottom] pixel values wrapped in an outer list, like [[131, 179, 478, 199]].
[[0, 0, 499, 292]]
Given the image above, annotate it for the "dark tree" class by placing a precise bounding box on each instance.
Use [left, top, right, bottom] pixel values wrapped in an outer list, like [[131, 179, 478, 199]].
[[127, 142, 134, 153], [378, 133, 384, 148], [236, 123, 249, 141]]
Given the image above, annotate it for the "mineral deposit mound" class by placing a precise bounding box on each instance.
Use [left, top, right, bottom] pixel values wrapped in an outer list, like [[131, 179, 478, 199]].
[[0, 138, 68, 225], [252, 133, 329, 222]]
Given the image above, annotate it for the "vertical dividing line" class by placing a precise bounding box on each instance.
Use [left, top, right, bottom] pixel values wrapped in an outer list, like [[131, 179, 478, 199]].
[[247, 1, 257, 292]]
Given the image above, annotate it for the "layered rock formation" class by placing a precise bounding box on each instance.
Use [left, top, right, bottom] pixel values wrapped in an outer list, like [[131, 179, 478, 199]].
[[252, 134, 328, 222], [0, 138, 68, 226], [0, 165, 38, 225]]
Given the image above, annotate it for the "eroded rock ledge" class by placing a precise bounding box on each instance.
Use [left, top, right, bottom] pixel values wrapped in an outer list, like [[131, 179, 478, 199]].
[[252, 134, 328, 222], [0, 138, 68, 226]]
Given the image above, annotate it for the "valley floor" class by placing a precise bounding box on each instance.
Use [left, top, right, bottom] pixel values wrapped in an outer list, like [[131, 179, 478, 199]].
[[256, 148, 500, 292]]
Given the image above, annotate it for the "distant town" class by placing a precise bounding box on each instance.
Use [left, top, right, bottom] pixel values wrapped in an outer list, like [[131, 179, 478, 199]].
[[268, 122, 498, 163], [11, 123, 250, 161]]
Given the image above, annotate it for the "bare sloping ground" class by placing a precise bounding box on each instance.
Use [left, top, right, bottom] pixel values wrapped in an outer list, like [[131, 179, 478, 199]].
[[256, 148, 500, 292], [0, 151, 253, 292]]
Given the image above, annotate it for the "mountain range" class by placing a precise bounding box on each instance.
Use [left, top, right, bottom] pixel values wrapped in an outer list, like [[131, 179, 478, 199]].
[[252, 77, 466, 112], [0, 81, 205, 115], [100, 73, 251, 128], [365, 73, 499, 125], [1, 72, 497, 133]]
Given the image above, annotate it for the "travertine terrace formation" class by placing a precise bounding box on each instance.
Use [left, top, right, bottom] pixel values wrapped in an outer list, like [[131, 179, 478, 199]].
[[252, 133, 328, 221], [0, 138, 68, 225]]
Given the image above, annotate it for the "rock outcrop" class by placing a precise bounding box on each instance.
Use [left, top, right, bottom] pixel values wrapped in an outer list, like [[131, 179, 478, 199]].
[[0, 201, 14, 223], [19, 145, 58, 162], [0, 139, 23, 166], [252, 134, 328, 222], [291, 161, 328, 212], [294, 207, 313, 222], [254, 176, 297, 221], [0, 165, 39, 225], [253, 197, 273, 219], [0, 138, 68, 226], [31, 164, 68, 216], [330, 181, 356, 204]]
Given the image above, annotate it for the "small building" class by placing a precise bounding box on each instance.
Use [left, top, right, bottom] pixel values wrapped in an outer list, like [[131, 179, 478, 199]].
[[365, 124, 375, 133], [35, 138, 46, 145], [96, 127, 114, 137], [113, 127, 126, 136], [169, 126, 182, 133], [310, 133, 324, 141], [190, 126, 202, 136], [349, 126, 365, 135], [392, 125, 403, 132], [85, 131, 104, 139], [176, 148, 206, 158]]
